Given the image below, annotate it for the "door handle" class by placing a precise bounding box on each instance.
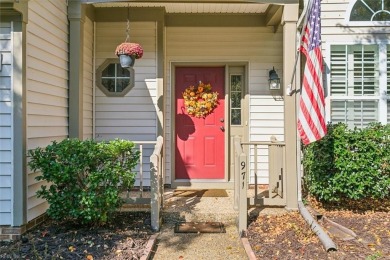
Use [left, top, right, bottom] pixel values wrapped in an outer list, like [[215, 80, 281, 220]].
[[220, 126, 225, 132]]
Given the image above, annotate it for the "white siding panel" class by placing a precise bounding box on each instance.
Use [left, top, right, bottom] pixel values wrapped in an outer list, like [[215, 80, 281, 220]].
[[0, 138, 12, 151], [0, 126, 12, 139], [0, 201, 11, 212], [0, 77, 11, 89], [0, 90, 11, 101], [0, 213, 11, 225], [0, 20, 12, 225], [165, 26, 284, 184], [83, 16, 94, 140], [0, 200, 11, 229], [0, 113, 12, 126], [0, 163, 12, 175], [0, 176, 11, 187], [0, 187, 11, 200], [0, 151, 11, 163], [95, 22, 158, 186], [26, 0, 69, 222]]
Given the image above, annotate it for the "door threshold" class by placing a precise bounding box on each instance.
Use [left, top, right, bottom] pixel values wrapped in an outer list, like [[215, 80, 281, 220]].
[[171, 181, 234, 190]]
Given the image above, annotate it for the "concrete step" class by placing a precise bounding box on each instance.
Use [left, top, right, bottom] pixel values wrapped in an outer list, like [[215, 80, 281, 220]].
[[162, 210, 238, 225]]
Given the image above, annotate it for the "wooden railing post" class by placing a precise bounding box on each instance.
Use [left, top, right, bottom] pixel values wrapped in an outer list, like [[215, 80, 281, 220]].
[[150, 153, 160, 231], [150, 136, 163, 232], [238, 151, 248, 236], [233, 136, 241, 211]]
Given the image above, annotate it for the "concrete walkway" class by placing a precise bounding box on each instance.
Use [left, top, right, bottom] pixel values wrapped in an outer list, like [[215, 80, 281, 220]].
[[150, 189, 248, 259], [151, 223, 247, 259]]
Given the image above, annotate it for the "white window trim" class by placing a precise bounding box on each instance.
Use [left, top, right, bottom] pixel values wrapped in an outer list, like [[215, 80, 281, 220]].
[[96, 58, 135, 97], [230, 73, 244, 126], [325, 41, 388, 125], [345, 0, 390, 26]]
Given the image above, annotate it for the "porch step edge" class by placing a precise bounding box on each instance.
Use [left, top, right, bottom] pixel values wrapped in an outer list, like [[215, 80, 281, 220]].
[[162, 211, 238, 225]]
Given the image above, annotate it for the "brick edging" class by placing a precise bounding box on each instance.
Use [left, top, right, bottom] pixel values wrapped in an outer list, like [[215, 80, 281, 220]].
[[241, 237, 257, 260], [0, 214, 48, 241], [140, 233, 159, 260]]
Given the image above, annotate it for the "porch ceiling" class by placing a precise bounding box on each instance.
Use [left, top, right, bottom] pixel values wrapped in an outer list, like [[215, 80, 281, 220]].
[[92, 2, 270, 14]]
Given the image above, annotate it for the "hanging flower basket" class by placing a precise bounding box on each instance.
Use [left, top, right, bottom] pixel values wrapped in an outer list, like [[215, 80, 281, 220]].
[[182, 82, 219, 118], [115, 42, 143, 68]]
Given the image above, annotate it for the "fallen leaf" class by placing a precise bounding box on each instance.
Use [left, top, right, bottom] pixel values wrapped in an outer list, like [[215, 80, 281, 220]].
[[69, 246, 75, 252], [86, 255, 93, 260]]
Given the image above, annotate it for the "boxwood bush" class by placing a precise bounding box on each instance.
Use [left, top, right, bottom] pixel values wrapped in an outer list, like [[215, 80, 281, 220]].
[[28, 139, 140, 225], [302, 123, 390, 202]]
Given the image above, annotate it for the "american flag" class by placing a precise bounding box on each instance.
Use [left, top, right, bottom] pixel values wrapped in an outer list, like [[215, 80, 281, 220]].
[[298, 0, 327, 145]]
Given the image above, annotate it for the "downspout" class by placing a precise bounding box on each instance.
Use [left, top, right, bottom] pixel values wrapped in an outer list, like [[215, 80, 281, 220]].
[[295, 0, 337, 252]]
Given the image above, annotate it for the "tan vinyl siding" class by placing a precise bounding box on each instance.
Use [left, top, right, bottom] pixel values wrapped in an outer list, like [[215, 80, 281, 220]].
[[95, 22, 157, 186], [83, 17, 94, 140], [26, 0, 68, 222], [0, 21, 12, 225], [165, 26, 284, 184]]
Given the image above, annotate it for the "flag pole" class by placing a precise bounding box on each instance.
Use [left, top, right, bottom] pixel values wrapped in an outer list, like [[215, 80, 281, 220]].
[[292, 0, 312, 203], [287, 0, 313, 96]]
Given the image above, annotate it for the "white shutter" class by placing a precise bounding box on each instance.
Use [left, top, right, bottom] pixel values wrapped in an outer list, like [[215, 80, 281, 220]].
[[387, 45, 390, 93], [330, 45, 347, 96], [352, 45, 378, 96], [387, 46, 390, 122], [331, 100, 378, 128], [330, 45, 381, 128]]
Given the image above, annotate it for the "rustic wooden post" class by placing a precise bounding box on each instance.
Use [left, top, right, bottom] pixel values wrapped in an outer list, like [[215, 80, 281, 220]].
[[238, 151, 248, 236], [150, 153, 160, 231], [150, 136, 163, 231]]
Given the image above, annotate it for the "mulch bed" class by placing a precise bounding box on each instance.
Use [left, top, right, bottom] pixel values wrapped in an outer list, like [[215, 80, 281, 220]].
[[0, 212, 153, 260], [247, 198, 390, 259]]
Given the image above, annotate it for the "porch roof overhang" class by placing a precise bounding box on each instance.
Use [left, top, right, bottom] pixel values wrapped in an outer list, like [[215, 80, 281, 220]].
[[84, 0, 299, 4], [84, 0, 299, 27]]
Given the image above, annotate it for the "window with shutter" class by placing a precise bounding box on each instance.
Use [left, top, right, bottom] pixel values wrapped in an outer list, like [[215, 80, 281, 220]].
[[329, 44, 388, 128], [388, 46, 390, 122]]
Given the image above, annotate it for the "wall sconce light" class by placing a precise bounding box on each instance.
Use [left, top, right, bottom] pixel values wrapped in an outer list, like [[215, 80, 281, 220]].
[[268, 67, 281, 90]]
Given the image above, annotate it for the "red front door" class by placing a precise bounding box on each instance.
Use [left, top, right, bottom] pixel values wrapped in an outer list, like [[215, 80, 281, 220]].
[[175, 67, 225, 179]]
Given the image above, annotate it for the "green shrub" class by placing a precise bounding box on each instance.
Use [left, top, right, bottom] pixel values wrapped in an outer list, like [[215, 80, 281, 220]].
[[302, 123, 390, 202], [28, 139, 140, 225]]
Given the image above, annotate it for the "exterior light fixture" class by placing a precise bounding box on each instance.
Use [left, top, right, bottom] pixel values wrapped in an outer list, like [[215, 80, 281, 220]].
[[268, 67, 281, 90]]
